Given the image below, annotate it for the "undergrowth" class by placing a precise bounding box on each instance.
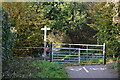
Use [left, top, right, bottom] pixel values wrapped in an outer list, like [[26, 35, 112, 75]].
[[2, 58, 68, 79]]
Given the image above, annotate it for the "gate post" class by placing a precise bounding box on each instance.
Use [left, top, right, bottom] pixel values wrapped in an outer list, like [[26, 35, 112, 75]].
[[69, 45, 71, 60], [50, 42, 53, 62], [78, 48, 81, 63], [103, 43, 106, 65]]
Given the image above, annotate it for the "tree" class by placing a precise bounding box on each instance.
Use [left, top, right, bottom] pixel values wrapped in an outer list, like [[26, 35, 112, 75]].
[[2, 2, 48, 57], [2, 9, 12, 58], [2, 2, 101, 57], [42, 2, 97, 44], [112, 1, 120, 43], [89, 2, 120, 56]]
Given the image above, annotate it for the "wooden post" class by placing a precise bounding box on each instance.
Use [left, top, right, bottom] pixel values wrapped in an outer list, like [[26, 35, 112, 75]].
[[103, 43, 106, 65], [78, 48, 81, 63]]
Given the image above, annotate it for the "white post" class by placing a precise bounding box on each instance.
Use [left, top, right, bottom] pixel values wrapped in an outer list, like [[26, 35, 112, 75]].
[[78, 48, 81, 63], [44, 26, 47, 57], [86, 46, 88, 53], [69, 45, 71, 60], [103, 43, 106, 64], [86, 46, 88, 59], [41, 26, 50, 59]]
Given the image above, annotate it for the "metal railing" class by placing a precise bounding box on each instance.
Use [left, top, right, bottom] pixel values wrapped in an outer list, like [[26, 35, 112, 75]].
[[51, 43, 106, 65], [14, 43, 106, 64]]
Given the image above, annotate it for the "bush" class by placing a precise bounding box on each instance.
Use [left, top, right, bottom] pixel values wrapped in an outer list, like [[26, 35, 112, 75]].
[[2, 58, 68, 79]]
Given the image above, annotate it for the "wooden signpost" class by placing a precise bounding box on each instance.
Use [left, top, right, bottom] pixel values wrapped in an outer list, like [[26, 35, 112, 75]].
[[41, 26, 50, 59]]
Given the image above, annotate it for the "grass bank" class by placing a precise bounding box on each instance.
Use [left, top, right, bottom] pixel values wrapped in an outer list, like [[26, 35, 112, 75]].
[[108, 62, 120, 77], [2, 58, 68, 79], [108, 57, 120, 77]]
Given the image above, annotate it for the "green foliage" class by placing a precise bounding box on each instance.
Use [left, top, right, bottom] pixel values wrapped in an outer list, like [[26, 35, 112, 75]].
[[2, 8, 12, 58], [31, 60, 68, 78], [2, 58, 68, 79], [2, 2, 97, 57], [3, 2, 119, 57], [42, 2, 97, 44], [107, 57, 117, 62], [43, 2, 90, 32], [89, 2, 120, 55], [109, 64, 118, 71], [2, 2, 48, 56], [108, 61, 120, 74], [105, 56, 120, 75], [2, 2, 46, 47]]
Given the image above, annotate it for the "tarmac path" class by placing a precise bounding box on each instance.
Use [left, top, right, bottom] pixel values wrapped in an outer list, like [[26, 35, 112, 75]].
[[65, 63, 119, 78]]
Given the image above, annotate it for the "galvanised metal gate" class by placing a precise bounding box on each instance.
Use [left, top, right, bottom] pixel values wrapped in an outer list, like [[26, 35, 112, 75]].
[[50, 43, 106, 65]]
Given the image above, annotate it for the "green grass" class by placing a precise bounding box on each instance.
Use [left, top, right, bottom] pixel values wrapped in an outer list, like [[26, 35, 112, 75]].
[[107, 57, 117, 62], [108, 57, 120, 75], [31, 60, 68, 78], [108, 62, 120, 74], [2, 58, 68, 79]]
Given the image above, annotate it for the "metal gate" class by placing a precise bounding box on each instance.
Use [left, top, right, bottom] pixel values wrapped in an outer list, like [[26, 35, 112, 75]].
[[50, 43, 106, 65]]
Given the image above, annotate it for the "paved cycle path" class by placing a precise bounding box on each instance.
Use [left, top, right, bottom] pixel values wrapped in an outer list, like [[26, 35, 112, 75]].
[[65, 63, 118, 78]]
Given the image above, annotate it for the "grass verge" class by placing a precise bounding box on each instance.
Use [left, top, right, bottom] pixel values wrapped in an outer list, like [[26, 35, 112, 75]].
[[2, 58, 68, 79], [108, 57, 120, 77], [108, 62, 120, 78]]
